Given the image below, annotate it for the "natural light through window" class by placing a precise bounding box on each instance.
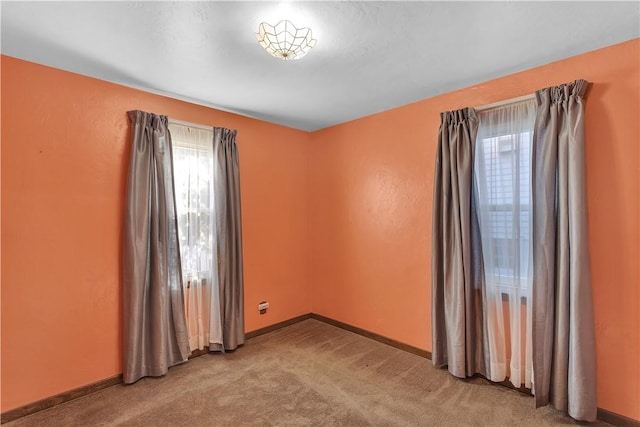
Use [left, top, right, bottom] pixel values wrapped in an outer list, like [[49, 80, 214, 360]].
[[169, 123, 217, 351], [477, 131, 531, 290], [474, 99, 537, 390]]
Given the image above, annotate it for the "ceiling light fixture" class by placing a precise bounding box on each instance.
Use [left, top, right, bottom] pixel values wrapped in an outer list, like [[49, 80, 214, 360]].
[[256, 20, 317, 60]]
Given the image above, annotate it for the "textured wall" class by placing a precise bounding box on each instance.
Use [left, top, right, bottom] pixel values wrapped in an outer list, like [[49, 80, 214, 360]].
[[1, 56, 312, 411], [2, 39, 639, 421], [310, 39, 639, 420]]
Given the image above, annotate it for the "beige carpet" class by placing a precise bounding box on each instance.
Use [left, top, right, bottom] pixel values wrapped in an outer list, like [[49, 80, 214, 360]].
[[5, 319, 607, 426]]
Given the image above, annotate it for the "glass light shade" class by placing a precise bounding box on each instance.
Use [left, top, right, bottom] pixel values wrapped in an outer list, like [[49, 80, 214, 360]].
[[256, 20, 317, 60]]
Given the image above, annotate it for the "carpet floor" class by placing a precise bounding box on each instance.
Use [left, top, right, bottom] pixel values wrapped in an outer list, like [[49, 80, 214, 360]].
[[5, 319, 608, 426]]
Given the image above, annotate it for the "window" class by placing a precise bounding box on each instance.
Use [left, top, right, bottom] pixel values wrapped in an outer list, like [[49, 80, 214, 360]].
[[169, 123, 219, 351], [474, 101, 536, 293], [474, 99, 537, 390]]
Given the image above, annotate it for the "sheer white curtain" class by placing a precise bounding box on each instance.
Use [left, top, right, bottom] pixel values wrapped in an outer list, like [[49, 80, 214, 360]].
[[169, 123, 223, 351], [474, 100, 536, 388]]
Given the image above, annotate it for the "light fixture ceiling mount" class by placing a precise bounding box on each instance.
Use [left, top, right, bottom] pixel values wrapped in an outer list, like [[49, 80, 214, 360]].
[[256, 20, 317, 60]]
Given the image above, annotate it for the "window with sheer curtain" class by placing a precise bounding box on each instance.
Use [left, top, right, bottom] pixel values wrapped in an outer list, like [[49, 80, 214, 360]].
[[169, 123, 222, 352], [433, 82, 595, 420], [474, 99, 536, 388], [476, 130, 531, 291]]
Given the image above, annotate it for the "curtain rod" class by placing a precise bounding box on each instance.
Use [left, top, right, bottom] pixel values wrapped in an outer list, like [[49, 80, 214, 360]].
[[168, 118, 213, 132], [475, 93, 536, 112]]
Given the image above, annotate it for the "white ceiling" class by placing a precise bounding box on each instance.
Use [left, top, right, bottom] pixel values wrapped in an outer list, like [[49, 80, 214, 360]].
[[2, 1, 639, 131]]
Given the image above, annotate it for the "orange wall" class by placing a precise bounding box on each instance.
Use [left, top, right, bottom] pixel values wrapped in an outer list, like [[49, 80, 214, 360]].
[[0, 56, 312, 411], [2, 39, 639, 421], [310, 39, 639, 420]]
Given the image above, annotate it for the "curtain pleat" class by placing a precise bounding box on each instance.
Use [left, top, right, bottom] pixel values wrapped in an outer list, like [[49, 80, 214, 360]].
[[211, 127, 245, 351], [531, 80, 597, 421], [122, 110, 190, 384], [432, 108, 488, 379]]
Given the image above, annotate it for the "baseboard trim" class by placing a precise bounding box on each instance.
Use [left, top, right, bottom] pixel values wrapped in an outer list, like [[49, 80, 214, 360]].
[[0, 375, 123, 424], [246, 313, 312, 339], [309, 313, 639, 427], [3, 313, 638, 427], [188, 347, 211, 359], [310, 313, 432, 360], [0, 315, 312, 424], [597, 408, 640, 427]]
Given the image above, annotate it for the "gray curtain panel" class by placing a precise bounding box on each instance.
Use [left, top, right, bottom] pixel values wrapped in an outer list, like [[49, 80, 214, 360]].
[[211, 127, 245, 351], [432, 108, 488, 379], [122, 111, 191, 384], [532, 80, 597, 421]]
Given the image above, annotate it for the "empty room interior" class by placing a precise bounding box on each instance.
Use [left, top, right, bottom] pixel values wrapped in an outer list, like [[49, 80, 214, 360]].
[[1, 1, 639, 426]]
